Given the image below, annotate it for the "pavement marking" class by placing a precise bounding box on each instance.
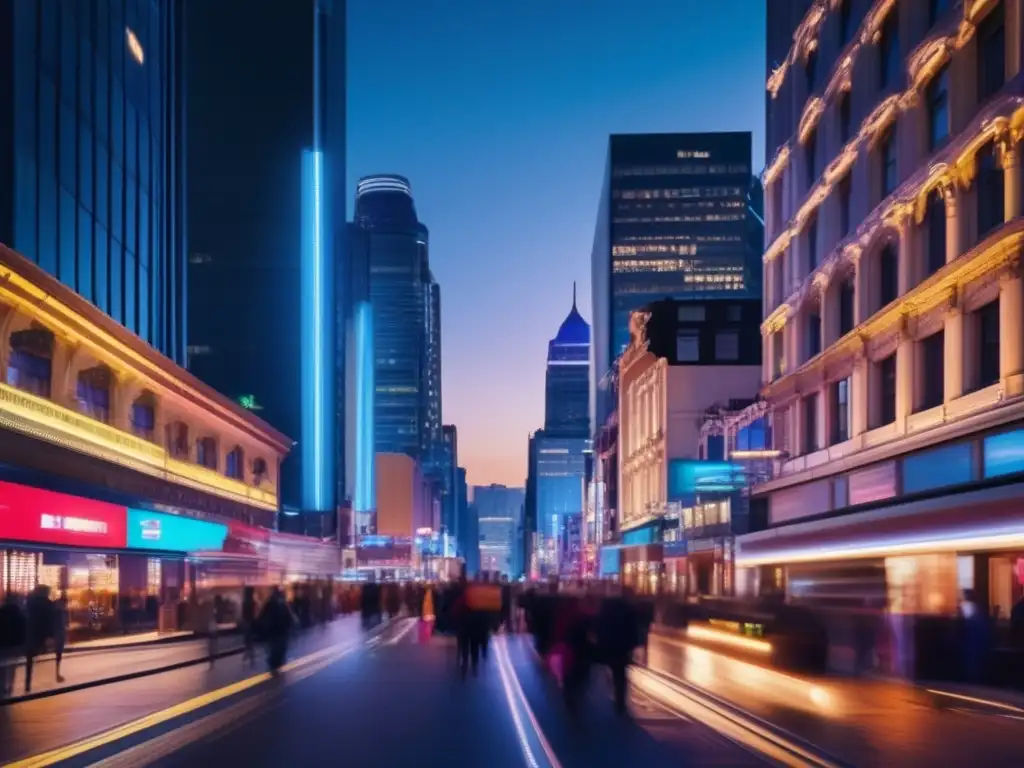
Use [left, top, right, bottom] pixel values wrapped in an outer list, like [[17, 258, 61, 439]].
[[495, 637, 563, 768], [5, 639, 363, 768], [386, 618, 418, 646], [925, 688, 1024, 715]]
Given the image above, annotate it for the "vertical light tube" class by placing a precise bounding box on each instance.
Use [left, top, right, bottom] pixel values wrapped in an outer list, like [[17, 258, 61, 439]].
[[301, 149, 332, 512], [354, 300, 375, 526]]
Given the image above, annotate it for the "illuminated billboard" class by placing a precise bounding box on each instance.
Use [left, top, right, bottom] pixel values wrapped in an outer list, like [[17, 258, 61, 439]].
[[126, 509, 228, 553]]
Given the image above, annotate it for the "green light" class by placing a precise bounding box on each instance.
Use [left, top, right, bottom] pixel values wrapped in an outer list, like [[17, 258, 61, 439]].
[[237, 394, 262, 411]]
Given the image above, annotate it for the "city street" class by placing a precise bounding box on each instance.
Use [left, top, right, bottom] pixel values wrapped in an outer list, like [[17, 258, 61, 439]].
[[1, 620, 764, 768]]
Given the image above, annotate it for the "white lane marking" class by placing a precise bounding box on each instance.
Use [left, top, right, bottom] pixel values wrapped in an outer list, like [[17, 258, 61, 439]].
[[387, 618, 419, 646], [495, 637, 542, 768], [496, 637, 563, 768]]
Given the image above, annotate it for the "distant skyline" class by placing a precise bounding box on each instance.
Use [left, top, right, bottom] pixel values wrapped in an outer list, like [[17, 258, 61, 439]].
[[348, 0, 766, 487]]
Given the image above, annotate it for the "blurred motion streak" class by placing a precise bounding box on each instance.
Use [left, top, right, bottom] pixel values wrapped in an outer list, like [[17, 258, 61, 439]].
[[651, 635, 840, 718], [495, 637, 562, 768], [629, 666, 843, 768]]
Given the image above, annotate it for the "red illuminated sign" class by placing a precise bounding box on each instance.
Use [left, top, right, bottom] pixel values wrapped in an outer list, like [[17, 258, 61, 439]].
[[0, 480, 127, 548]]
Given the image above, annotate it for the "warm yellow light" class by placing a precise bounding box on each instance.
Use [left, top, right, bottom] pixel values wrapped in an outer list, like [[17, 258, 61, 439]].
[[0, 380, 279, 511], [737, 530, 1024, 567], [687, 623, 773, 654], [126, 27, 144, 65]]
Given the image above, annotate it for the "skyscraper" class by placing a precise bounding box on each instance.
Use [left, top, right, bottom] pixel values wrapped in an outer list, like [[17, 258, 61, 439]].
[[590, 132, 763, 427], [352, 175, 439, 461], [0, 1, 187, 364], [544, 285, 591, 438], [186, 0, 345, 519], [473, 484, 525, 578]]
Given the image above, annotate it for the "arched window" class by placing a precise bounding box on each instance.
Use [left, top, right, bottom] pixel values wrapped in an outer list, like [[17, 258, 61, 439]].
[[252, 457, 268, 486], [196, 437, 218, 470], [225, 446, 245, 480], [131, 390, 157, 440], [77, 365, 113, 423], [166, 421, 190, 459], [926, 189, 947, 276], [8, 326, 54, 397]]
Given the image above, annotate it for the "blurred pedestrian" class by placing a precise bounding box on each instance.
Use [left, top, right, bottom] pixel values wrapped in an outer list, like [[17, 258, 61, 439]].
[[0, 594, 26, 698], [23, 585, 54, 693], [597, 590, 641, 716], [241, 587, 257, 668], [259, 587, 294, 673], [53, 596, 68, 683]]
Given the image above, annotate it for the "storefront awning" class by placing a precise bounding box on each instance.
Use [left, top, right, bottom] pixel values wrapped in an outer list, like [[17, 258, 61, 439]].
[[736, 480, 1024, 566]]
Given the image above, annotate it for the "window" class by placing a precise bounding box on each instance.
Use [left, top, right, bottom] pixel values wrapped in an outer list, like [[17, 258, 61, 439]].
[[805, 128, 817, 188], [926, 189, 947, 275], [839, 0, 854, 45], [879, 10, 900, 90], [715, 331, 739, 361], [976, 142, 1005, 238], [879, 244, 899, 307], [131, 397, 156, 441], [839, 91, 852, 144], [975, 299, 1000, 390], [880, 128, 898, 199], [226, 447, 245, 480], [877, 353, 897, 427], [7, 344, 52, 398], [929, 0, 950, 27], [805, 49, 818, 94], [839, 279, 855, 336], [927, 66, 950, 150], [807, 213, 819, 267], [831, 377, 851, 444], [919, 331, 945, 411], [838, 174, 852, 237], [677, 304, 705, 322], [803, 393, 820, 453], [196, 437, 218, 470], [807, 311, 822, 359], [76, 366, 112, 423], [676, 330, 700, 362], [977, 2, 1006, 103]]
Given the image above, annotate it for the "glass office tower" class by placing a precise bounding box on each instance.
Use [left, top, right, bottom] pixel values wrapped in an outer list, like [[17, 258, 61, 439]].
[[0, 1, 187, 364], [591, 132, 763, 426]]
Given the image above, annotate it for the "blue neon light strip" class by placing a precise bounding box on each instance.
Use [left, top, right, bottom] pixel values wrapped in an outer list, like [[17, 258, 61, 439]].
[[301, 149, 334, 512], [354, 300, 375, 514]]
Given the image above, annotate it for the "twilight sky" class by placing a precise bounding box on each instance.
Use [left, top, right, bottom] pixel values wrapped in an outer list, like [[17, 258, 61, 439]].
[[347, 0, 767, 489]]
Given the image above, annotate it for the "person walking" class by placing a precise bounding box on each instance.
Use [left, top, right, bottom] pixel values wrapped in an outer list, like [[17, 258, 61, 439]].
[[53, 596, 68, 684], [0, 594, 26, 699], [259, 587, 294, 673], [23, 585, 54, 694], [241, 587, 257, 668]]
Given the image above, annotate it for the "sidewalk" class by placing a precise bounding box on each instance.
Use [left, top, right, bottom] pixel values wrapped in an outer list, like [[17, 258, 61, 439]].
[[3, 634, 245, 702], [0, 616, 370, 765]]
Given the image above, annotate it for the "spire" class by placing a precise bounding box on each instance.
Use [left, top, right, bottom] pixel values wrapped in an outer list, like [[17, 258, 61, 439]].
[[572, 281, 577, 310]]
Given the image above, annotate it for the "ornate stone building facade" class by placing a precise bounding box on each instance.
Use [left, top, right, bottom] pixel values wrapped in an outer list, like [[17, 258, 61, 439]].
[[742, 1, 1024, 630]]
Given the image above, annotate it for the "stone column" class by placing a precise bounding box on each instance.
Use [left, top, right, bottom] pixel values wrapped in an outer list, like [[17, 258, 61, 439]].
[[897, 212, 916, 295], [853, 251, 871, 326], [820, 284, 836, 349], [943, 182, 963, 265], [816, 384, 828, 450], [852, 351, 869, 436], [895, 321, 914, 433], [1001, 137, 1022, 220], [789, 398, 803, 456], [944, 291, 965, 404], [110, 375, 137, 432], [1000, 257, 1024, 398], [49, 339, 75, 409], [763, 330, 774, 385]]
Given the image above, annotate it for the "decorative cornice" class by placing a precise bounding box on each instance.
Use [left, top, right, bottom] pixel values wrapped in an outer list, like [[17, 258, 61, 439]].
[[761, 87, 1024, 336], [763, 219, 1024, 402]]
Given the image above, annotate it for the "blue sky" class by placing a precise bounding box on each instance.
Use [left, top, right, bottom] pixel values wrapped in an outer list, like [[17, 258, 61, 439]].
[[347, 0, 767, 487]]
